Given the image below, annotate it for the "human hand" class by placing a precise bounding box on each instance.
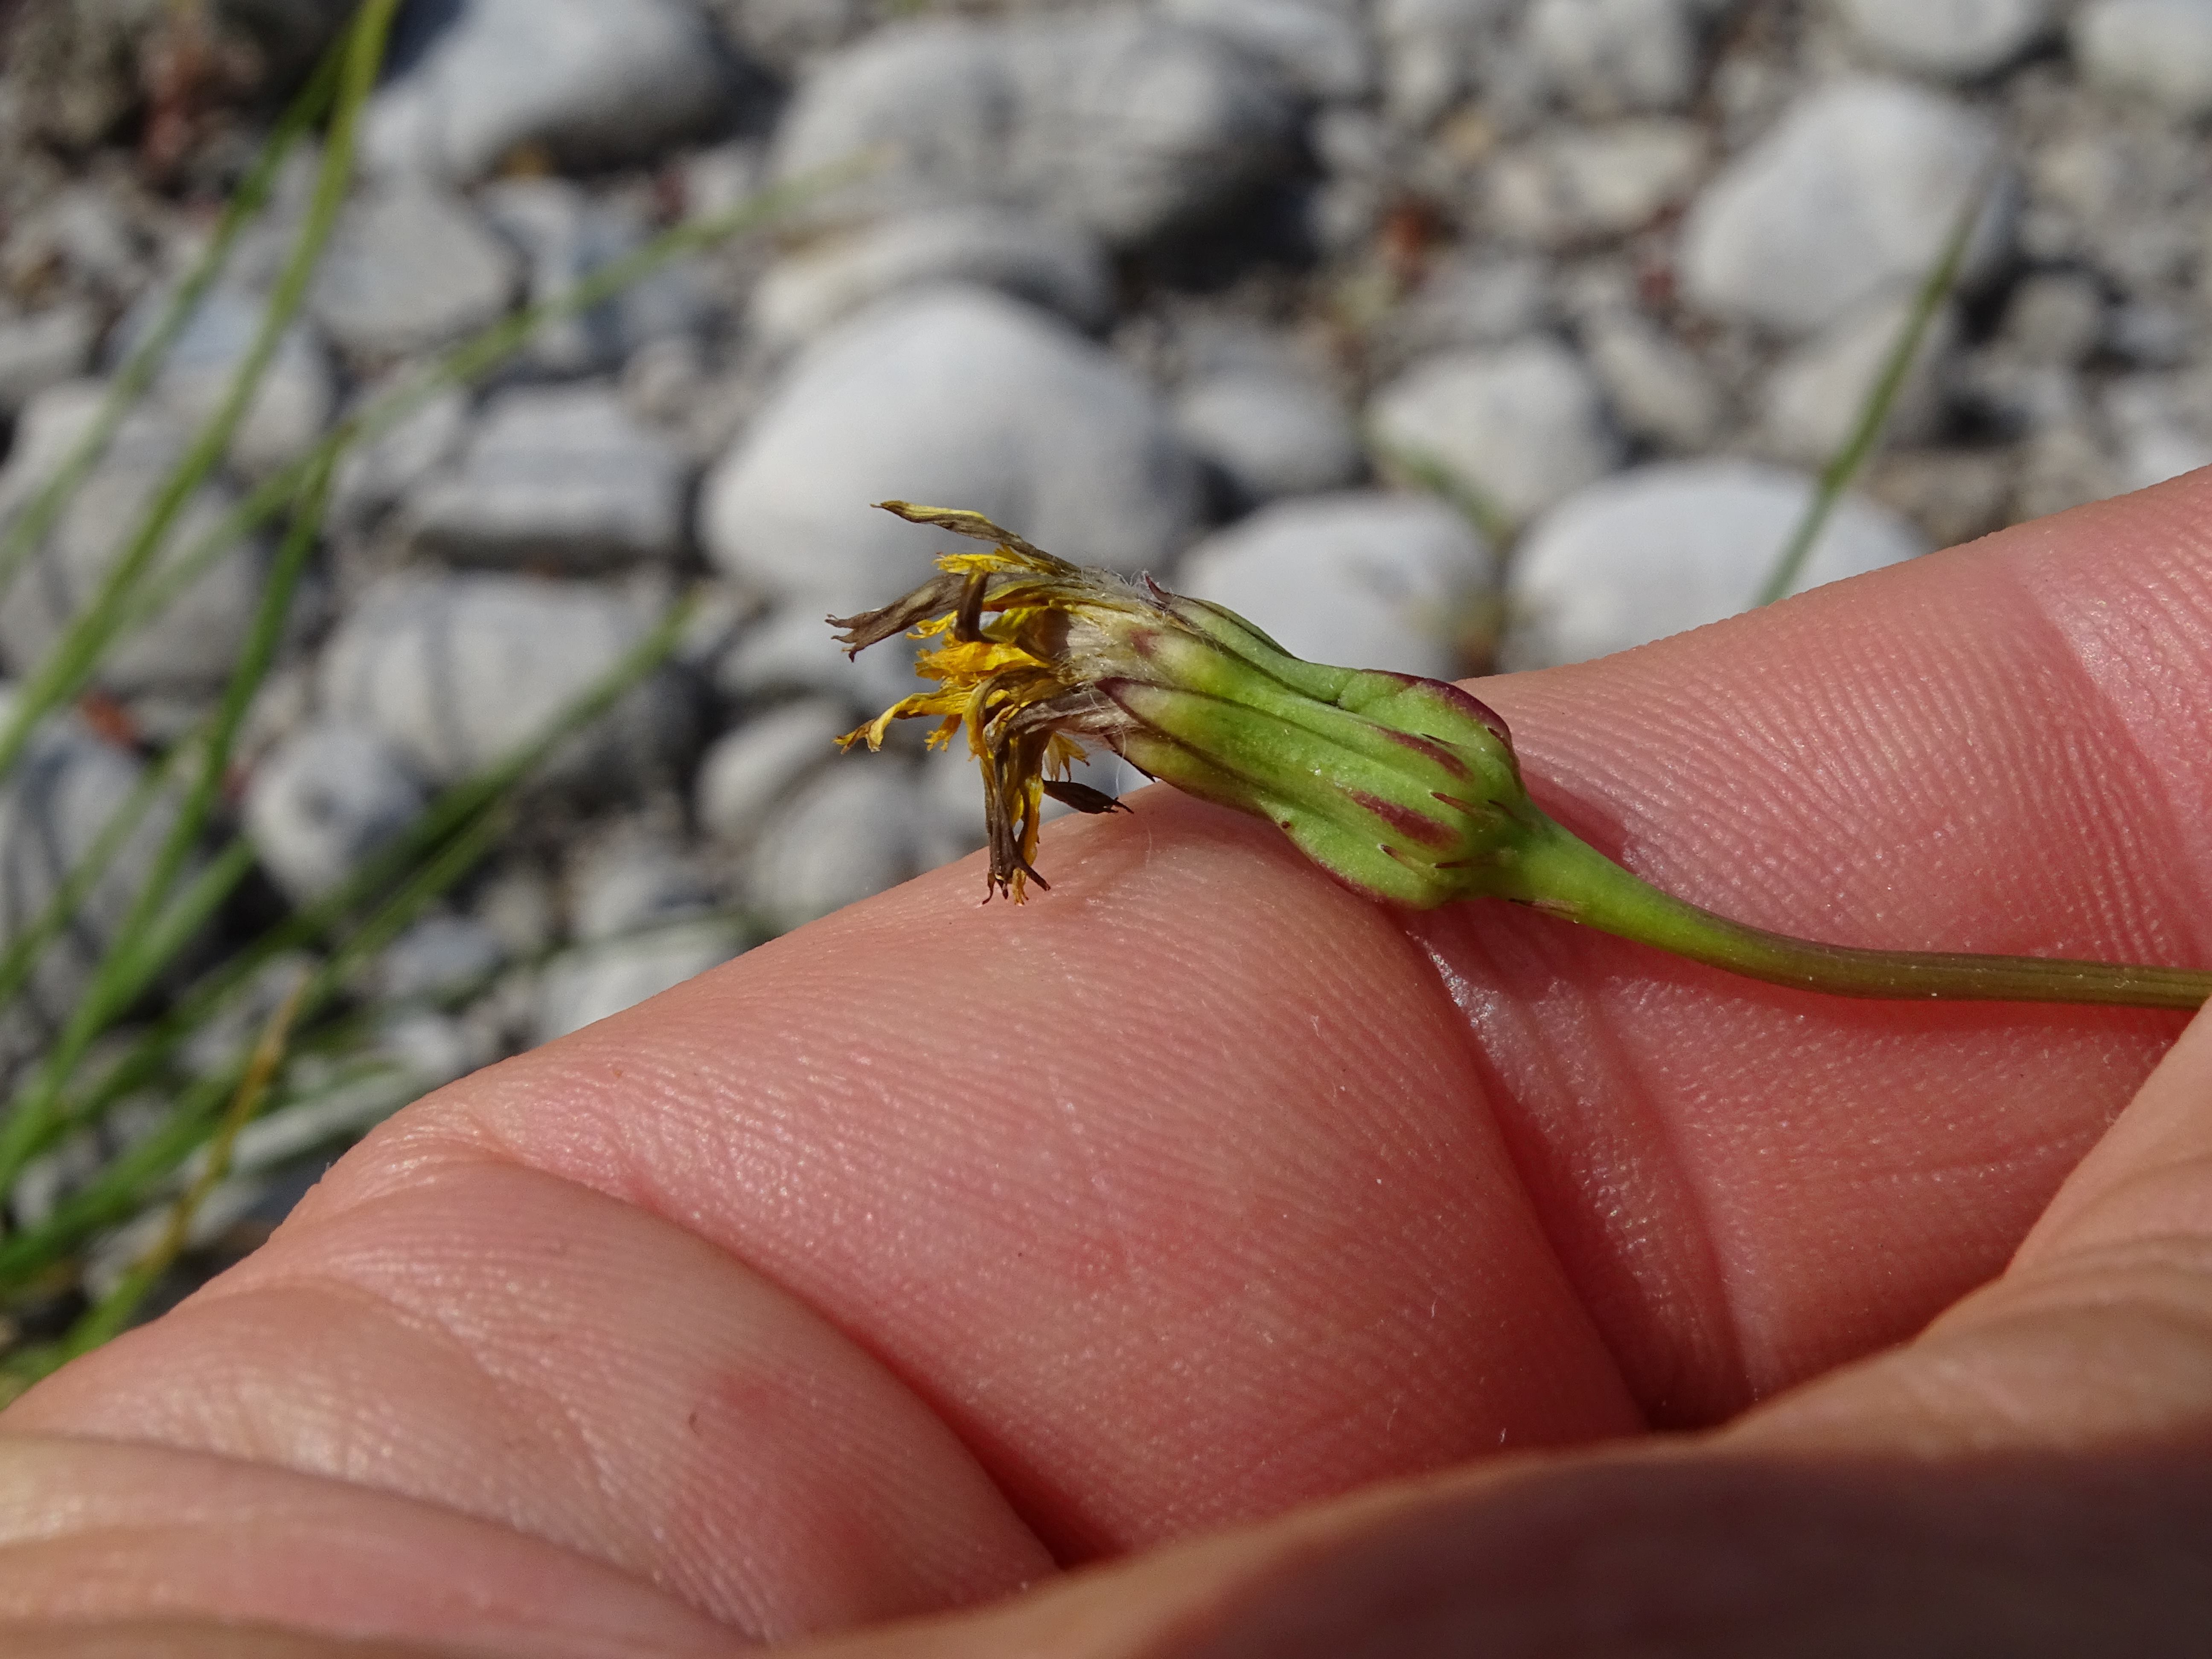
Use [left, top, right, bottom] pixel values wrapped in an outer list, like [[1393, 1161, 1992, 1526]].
[[3, 474, 2210, 1656]]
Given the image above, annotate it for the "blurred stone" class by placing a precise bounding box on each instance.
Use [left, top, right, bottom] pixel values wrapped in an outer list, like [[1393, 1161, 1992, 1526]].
[[0, 382, 269, 695], [622, 335, 714, 427], [1836, 0, 2056, 77], [712, 605, 921, 712], [680, 138, 769, 221], [1377, 0, 1517, 128], [2023, 124, 2205, 293], [1161, 0, 1378, 102], [744, 763, 923, 931], [364, 0, 739, 181], [1863, 448, 2016, 547], [317, 572, 692, 789], [479, 179, 706, 377], [696, 699, 851, 847], [310, 182, 520, 359], [1579, 306, 1726, 450], [534, 919, 742, 1043], [374, 1008, 492, 1091], [1179, 490, 1492, 679], [330, 381, 472, 535], [0, 693, 181, 1034], [1505, 458, 1925, 667], [244, 721, 428, 906], [476, 178, 635, 377], [1310, 103, 1394, 178], [2073, 0, 2212, 117], [700, 285, 1200, 610], [474, 862, 559, 959], [235, 662, 316, 770], [1761, 293, 1959, 465], [1486, 120, 1706, 246], [0, 303, 96, 415], [2107, 299, 2195, 369], [1679, 78, 2008, 337], [113, 283, 337, 476], [1375, 255, 1553, 369], [2105, 374, 2212, 491], [2, 186, 149, 302], [373, 913, 507, 1004], [1524, 0, 1699, 114], [407, 384, 691, 568], [565, 828, 719, 944], [773, 12, 1298, 247], [1997, 271, 2106, 365], [1367, 336, 1621, 526], [748, 206, 1115, 352], [2013, 420, 2122, 520], [1173, 370, 1363, 504], [727, 0, 874, 68], [1954, 348, 2082, 438], [6, 7, 149, 150]]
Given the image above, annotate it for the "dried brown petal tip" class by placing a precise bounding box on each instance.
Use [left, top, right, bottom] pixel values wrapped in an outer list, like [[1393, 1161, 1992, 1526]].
[[874, 499, 1064, 564]]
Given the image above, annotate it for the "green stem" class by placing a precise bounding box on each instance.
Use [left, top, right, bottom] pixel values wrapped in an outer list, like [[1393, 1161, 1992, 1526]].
[[1503, 813, 2212, 1012]]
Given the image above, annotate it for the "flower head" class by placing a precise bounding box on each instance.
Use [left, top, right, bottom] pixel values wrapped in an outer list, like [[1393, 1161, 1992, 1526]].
[[831, 501, 1543, 906], [836, 498, 2212, 1015]]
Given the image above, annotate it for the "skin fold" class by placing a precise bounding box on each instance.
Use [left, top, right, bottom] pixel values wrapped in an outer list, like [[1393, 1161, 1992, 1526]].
[[1, 471, 2209, 1655]]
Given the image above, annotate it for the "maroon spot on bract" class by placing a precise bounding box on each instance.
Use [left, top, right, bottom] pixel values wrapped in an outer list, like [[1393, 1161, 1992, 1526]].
[[1346, 789, 1458, 850]]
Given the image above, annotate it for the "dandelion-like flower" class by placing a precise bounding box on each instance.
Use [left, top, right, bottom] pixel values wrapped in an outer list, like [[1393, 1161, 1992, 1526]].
[[830, 501, 2210, 1013], [832, 501, 1539, 906]]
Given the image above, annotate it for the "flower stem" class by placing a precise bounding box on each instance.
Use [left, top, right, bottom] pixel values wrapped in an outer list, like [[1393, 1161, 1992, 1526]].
[[1503, 813, 2212, 1011]]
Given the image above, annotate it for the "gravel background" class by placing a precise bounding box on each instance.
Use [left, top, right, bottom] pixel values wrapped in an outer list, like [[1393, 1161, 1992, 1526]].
[[1, 0, 2209, 1282]]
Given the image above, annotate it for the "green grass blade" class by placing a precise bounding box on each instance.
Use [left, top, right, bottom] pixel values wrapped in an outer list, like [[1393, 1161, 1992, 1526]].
[[0, 457, 334, 1189], [1754, 160, 2000, 608], [0, 716, 202, 1020], [0, 594, 697, 1194], [0, 805, 509, 1289], [0, 155, 869, 745], [114, 457, 336, 990], [47, 974, 307, 1368], [0, 37, 346, 609], [0, 0, 399, 792], [105, 154, 879, 652]]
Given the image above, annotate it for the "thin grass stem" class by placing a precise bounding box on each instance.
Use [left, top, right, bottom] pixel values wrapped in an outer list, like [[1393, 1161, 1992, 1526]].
[[42, 972, 308, 1372], [0, 717, 202, 1021], [0, 805, 509, 1289], [0, 458, 333, 1189], [0, 37, 346, 608], [0, 0, 397, 793], [0, 595, 696, 1193], [106, 155, 877, 650], [1755, 159, 2001, 608]]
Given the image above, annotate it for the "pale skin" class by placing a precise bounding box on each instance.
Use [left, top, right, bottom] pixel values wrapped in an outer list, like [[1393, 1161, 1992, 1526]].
[[3, 474, 2212, 1656]]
